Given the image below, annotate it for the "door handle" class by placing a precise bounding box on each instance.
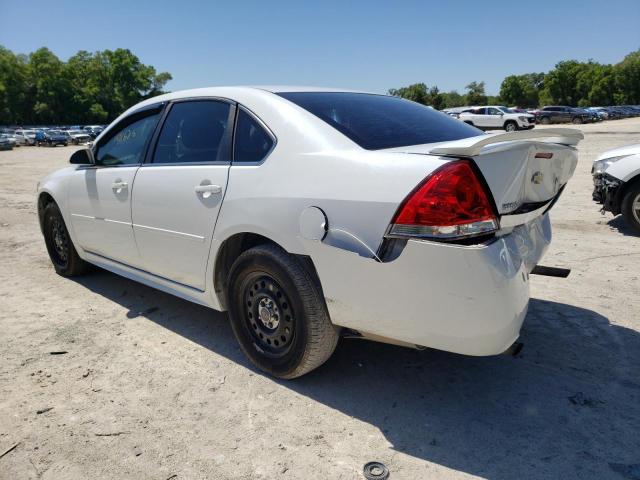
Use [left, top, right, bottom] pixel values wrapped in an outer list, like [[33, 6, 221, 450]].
[[195, 184, 222, 198], [112, 181, 128, 193]]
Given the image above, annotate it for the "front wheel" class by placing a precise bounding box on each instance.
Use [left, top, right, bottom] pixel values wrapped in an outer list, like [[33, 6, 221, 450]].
[[540, 117, 551, 125], [621, 182, 640, 234], [572, 117, 583, 125], [42, 202, 90, 276], [504, 121, 518, 132], [227, 244, 339, 379]]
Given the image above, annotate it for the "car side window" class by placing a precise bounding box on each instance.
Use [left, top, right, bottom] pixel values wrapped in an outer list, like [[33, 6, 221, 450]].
[[152, 100, 231, 164], [95, 113, 160, 166], [233, 109, 274, 163], [488, 108, 501, 115]]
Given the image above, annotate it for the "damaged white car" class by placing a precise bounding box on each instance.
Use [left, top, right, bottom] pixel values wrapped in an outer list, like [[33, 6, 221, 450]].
[[592, 143, 640, 233], [37, 87, 582, 378]]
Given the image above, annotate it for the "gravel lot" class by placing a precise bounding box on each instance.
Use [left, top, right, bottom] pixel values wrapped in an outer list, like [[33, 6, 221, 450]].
[[1, 119, 639, 480]]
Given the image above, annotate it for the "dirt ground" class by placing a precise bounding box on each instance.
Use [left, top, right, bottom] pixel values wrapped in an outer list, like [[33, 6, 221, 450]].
[[1, 119, 639, 480]]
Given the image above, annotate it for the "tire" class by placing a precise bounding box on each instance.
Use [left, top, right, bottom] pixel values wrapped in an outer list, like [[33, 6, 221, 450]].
[[540, 117, 551, 125], [504, 121, 518, 132], [572, 116, 583, 125], [42, 202, 90, 277], [621, 182, 640, 234], [227, 244, 339, 379]]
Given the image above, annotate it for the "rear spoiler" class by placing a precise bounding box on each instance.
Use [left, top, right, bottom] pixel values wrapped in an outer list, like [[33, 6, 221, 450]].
[[429, 128, 584, 157]]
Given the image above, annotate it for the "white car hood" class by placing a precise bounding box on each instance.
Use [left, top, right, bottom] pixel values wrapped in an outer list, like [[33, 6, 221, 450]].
[[596, 143, 640, 161]]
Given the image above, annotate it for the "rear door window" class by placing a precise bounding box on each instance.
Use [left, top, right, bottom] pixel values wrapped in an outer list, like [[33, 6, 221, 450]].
[[152, 100, 232, 164], [233, 108, 274, 163]]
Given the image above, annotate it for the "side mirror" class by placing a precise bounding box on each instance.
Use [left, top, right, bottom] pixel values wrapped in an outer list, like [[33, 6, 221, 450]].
[[69, 148, 95, 165]]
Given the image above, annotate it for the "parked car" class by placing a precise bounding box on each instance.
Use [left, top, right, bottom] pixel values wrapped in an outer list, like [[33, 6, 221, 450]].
[[14, 129, 37, 145], [587, 107, 609, 120], [572, 107, 599, 123], [37, 87, 583, 378], [592, 143, 640, 233], [64, 130, 92, 145], [36, 129, 68, 147], [0, 135, 13, 151], [83, 125, 104, 138], [532, 106, 590, 125], [458, 105, 536, 131], [0, 133, 19, 147]]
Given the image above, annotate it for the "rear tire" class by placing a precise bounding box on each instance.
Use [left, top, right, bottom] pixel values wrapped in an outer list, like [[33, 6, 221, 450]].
[[621, 182, 640, 234], [43, 202, 90, 277], [504, 121, 518, 132], [540, 117, 551, 125], [572, 116, 583, 125], [227, 244, 339, 379]]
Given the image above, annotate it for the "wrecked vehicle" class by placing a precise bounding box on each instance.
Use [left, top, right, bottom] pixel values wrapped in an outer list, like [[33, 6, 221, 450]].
[[37, 87, 583, 378], [593, 143, 640, 233]]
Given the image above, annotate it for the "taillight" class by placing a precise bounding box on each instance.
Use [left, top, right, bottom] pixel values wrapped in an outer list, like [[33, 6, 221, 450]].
[[388, 160, 498, 240]]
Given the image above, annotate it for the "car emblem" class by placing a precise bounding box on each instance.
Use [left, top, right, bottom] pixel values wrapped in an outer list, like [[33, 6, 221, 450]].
[[531, 171, 544, 184]]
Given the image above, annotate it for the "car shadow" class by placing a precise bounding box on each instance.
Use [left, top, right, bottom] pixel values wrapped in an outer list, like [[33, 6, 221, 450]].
[[607, 215, 639, 237], [74, 270, 640, 479]]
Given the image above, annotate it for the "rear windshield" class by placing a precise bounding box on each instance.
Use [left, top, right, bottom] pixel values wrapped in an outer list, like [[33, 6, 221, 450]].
[[277, 92, 482, 150]]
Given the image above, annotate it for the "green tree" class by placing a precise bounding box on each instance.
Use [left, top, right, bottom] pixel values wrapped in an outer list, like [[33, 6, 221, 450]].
[[464, 81, 487, 105], [388, 83, 445, 109], [614, 49, 640, 104], [0, 45, 172, 125], [499, 73, 544, 107], [0, 47, 30, 124]]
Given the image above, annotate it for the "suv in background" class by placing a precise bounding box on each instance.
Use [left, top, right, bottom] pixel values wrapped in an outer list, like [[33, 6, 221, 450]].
[[457, 106, 536, 132], [533, 106, 591, 125]]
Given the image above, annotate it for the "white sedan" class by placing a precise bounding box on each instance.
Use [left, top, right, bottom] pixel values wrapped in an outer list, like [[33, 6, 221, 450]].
[[37, 87, 582, 378]]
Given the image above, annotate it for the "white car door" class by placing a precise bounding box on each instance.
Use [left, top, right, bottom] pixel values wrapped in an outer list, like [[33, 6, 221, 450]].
[[67, 107, 163, 267], [130, 99, 235, 290], [486, 107, 504, 128]]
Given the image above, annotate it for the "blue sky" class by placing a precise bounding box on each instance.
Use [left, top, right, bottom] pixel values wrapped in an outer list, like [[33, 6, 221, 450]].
[[1, 0, 639, 95]]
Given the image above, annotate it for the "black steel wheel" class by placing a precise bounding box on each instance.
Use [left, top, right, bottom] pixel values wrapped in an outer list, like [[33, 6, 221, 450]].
[[227, 243, 339, 379], [242, 273, 296, 357], [42, 202, 89, 276]]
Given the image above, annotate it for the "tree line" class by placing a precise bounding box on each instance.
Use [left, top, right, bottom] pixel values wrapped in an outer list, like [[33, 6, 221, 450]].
[[389, 49, 640, 109], [1, 46, 639, 124], [0, 46, 172, 125]]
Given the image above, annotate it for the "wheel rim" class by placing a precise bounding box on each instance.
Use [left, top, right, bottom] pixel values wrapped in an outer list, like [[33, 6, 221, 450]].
[[49, 217, 69, 266], [632, 193, 640, 224], [506, 123, 516, 132], [243, 273, 295, 357]]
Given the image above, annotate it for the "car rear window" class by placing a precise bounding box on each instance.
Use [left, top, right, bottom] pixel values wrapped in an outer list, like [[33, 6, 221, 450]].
[[277, 92, 482, 150]]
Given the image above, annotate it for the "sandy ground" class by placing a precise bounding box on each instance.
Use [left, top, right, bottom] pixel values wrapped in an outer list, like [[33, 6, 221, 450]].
[[0, 119, 639, 480]]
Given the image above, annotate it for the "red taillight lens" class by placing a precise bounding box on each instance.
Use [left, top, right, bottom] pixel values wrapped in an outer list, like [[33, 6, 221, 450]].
[[389, 160, 498, 240]]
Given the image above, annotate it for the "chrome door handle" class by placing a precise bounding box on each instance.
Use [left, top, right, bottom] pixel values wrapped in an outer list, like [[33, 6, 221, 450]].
[[195, 184, 222, 198], [112, 181, 128, 193]]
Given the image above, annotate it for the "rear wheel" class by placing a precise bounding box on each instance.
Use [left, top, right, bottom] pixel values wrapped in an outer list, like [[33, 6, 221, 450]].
[[621, 182, 640, 234], [43, 202, 90, 276], [227, 244, 339, 379], [504, 121, 518, 132], [572, 116, 583, 125], [540, 117, 551, 125]]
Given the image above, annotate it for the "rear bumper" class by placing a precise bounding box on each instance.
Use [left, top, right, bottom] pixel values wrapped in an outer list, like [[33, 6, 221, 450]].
[[307, 216, 552, 356]]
